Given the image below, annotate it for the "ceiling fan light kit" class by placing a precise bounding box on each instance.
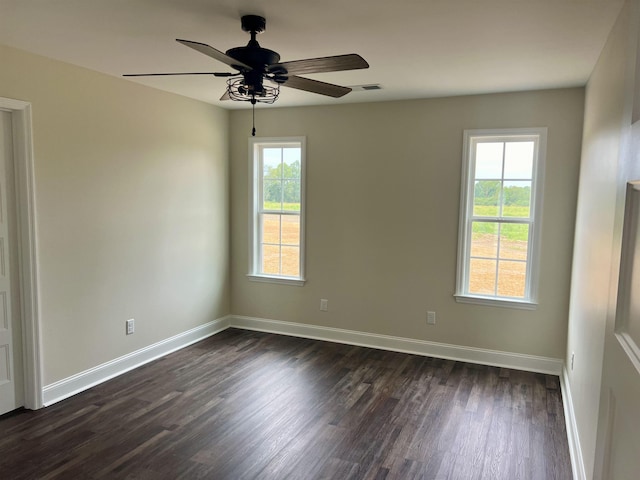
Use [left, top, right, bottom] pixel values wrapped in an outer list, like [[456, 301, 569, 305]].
[[226, 77, 279, 104], [124, 14, 369, 135]]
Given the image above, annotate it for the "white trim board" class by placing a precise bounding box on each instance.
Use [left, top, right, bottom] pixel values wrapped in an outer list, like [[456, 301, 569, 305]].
[[42, 316, 231, 406], [229, 315, 563, 375], [560, 367, 587, 480]]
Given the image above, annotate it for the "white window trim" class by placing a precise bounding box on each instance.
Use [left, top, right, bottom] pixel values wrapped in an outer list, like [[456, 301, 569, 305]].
[[455, 127, 546, 309], [247, 136, 306, 286]]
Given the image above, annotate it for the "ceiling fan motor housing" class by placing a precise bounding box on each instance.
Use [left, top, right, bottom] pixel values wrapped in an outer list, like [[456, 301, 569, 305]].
[[225, 45, 280, 71], [226, 15, 282, 72]]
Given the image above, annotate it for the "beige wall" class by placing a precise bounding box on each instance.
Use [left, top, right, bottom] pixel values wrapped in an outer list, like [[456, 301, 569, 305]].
[[566, 0, 640, 477], [0, 42, 588, 410], [0, 45, 230, 384], [230, 89, 584, 359]]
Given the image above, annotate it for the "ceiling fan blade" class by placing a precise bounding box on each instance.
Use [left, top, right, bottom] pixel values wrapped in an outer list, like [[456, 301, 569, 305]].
[[220, 91, 231, 101], [176, 39, 252, 71], [269, 54, 369, 75], [123, 72, 235, 77], [282, 75, 351, 98]]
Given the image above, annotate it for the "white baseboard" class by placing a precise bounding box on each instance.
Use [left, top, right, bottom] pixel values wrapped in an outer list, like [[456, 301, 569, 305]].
[[42, 316, 231, 406], [560, 367, 587, 480], [41, 314, 564, 409], [229, 315, 563, 375]]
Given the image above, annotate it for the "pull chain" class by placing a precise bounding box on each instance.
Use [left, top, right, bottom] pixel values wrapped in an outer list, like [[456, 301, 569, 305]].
[[251, 97, 256, 136]]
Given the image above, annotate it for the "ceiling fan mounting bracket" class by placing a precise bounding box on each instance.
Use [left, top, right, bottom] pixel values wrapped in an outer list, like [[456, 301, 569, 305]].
[[241, 15, 266, 35]]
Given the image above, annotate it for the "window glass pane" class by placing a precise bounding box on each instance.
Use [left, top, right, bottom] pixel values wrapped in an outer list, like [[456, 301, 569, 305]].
[[282, 148, 301, 180], [502, 181, 531, 217], [263, 148, 281, 175], [504, 142, 534, 179], [497, 260, 526, 297], [262, 214, 281, 244], [499, 224, 529, 260], [263, 179, 282, 210], [469, 258, 497, 295], [471, 222, 498, 258], [473, 180, 501, 216], [281, 246, 300, 277], [282, 180, 300, 211], [475, 142, 503, 179], [262, 245, 280, 274], [281, 215, 300, 246]]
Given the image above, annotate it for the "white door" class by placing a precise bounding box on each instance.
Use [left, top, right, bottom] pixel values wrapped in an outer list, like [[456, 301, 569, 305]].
[[0, 109, 21, 415], [597, 179, 640, 480], [594, 85, 640, 478]]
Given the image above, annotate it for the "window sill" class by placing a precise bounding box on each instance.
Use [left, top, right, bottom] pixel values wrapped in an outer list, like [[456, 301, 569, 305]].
[[454, 294, 538, 310], [247, 274, 306, 287]]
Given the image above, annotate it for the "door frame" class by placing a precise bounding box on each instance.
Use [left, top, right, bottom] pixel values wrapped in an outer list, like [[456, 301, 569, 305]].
[[0, 97, 42, 409]]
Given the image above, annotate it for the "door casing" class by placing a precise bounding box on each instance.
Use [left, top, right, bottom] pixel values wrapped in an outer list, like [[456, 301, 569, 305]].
[[0, 97, 42, 410]]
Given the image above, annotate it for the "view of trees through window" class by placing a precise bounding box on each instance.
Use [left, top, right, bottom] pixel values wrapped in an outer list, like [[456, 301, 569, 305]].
[[473, 181, 531, 212], [262, 154, 301, 211]]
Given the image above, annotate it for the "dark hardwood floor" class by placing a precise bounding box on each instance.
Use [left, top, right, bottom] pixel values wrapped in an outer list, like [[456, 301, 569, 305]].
[[0, 329, 572, 479]]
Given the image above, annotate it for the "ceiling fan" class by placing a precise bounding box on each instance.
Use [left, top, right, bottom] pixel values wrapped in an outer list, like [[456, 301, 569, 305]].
[[124, 15, 369, 131]]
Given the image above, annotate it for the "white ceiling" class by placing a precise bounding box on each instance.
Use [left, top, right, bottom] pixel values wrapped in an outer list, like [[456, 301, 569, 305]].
[[0, 0, 624, 109]]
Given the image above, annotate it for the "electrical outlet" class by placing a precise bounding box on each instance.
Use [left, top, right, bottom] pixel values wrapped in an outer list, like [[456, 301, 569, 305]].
[[126, 318, 135, 335], [571, 352, 575, 370], [427, 311, 436, 325], [320, 299, 328, 311]]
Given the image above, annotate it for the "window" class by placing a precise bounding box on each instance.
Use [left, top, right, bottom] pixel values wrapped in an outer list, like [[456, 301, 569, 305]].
[[248, 137, 305, 285], [455, 128, 546, 308]]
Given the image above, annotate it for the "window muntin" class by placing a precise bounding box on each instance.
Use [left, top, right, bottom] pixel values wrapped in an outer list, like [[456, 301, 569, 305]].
[[456, 129, 546, 307], [249, 138, 305, 284]]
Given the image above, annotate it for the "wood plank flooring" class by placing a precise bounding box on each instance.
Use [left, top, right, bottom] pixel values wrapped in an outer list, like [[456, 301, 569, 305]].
[[0, 329, 573, 479]]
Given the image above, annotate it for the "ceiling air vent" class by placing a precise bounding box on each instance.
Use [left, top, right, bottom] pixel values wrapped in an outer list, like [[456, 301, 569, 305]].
[[349, 84, 383, 91]]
